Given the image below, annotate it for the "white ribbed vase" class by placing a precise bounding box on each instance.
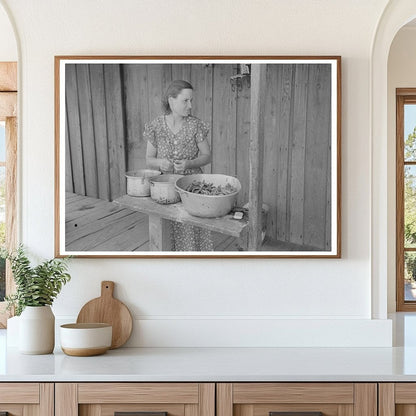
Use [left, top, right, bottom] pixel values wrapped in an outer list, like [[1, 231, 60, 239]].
[[19, 306, 55, 354]]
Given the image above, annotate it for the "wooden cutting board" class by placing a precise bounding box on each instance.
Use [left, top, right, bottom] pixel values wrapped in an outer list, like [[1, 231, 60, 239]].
[[76, 281, 133, 349]]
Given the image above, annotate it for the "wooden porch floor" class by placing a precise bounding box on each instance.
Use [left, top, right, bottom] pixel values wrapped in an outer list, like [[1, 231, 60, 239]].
[[65, 193, 241, 252], [65, 193, 321, 252]]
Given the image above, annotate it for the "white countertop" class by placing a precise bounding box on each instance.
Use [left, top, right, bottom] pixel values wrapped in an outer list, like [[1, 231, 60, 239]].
[[2, 345, 416, 382], [2, 313, 416, 382]]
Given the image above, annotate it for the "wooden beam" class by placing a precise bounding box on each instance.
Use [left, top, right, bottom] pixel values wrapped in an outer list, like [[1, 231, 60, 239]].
[[0, 62, 17, 92], [248, 64, 267, 250], [0, 92, 17, 121]]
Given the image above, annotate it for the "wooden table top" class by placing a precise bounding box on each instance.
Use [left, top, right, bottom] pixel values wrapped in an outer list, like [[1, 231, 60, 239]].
[[113, 195, 248, 238]]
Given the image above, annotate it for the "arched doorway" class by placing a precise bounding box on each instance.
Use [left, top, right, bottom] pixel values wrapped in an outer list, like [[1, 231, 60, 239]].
[[371, 0, 416, 319]]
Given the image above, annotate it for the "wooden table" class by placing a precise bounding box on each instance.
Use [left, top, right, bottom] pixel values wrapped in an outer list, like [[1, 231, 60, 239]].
[[113, 195, 248, 251]]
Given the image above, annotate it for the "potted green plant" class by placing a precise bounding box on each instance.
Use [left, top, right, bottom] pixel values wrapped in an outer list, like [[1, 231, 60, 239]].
[[4, 245, 71, 354]]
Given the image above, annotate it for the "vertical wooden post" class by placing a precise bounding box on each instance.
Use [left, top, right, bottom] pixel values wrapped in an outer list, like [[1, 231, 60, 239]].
[[248, 64, 267, 250]]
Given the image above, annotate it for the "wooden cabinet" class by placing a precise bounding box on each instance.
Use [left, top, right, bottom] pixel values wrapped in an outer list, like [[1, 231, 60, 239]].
[[1, 380, 413, 416], [55, 383, 215, 416], [0, 383, 53, 415], [379, 383, 416, 416], [217, 383, 377, 416]]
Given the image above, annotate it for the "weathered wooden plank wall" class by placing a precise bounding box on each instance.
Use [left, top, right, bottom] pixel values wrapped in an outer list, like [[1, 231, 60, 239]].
[[65, 63, 331, 250], [212, 65, 236, 177], [66, 64, 85, 196], [262, 64, 332, 250], [90, 64, 110, 201]]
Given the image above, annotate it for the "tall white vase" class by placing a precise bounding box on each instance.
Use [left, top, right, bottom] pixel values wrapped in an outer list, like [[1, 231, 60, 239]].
[[19, 306, 55, 354], [6, 315, 20, 347]]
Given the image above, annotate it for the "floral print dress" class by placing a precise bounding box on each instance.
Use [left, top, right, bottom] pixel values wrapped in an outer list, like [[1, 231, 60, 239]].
[[144, 115, 214, 251]]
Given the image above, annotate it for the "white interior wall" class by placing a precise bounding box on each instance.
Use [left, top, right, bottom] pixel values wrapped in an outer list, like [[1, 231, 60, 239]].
[[387, 26, 416, 312], [0, 0, 394, 347], [0, 3, 16, 61]]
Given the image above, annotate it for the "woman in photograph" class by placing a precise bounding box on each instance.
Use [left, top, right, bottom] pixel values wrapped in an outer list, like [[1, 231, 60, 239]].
[[145, 80, 213, 251]]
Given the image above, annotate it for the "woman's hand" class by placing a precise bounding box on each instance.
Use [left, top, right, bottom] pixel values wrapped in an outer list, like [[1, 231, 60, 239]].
[[173, 159, 189, 174], [160, 158, 174, 172]]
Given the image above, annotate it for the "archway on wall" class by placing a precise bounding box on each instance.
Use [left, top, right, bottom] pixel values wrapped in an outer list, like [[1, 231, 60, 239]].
[[371, 0, 416, 320], [387, 21, 416, 314]]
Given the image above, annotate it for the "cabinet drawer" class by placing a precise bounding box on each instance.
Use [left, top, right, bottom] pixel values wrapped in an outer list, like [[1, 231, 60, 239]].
[[217, 383, 376, 416], [56, 383, 215, 416]]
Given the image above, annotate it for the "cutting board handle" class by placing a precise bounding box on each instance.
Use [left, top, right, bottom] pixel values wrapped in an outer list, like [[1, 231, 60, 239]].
[[101, 281, 115, 298]]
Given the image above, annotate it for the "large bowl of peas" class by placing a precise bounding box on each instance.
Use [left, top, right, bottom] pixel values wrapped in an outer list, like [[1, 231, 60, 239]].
[[175, 174, 241, 218]]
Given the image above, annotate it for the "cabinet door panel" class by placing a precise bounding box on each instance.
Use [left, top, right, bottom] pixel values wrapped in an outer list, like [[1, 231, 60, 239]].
[[57, 383, 215, 416], [0, 382, 53, 416], [379, 383, 416, 416], [218, 383, 375, 416]]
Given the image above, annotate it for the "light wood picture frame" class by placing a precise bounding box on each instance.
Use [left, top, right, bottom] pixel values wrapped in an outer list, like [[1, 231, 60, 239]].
[[55, 56, 341, 258]]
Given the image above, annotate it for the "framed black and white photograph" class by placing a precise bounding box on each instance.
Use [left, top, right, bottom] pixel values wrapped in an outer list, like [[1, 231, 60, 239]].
[[55, 56, 341, 258]]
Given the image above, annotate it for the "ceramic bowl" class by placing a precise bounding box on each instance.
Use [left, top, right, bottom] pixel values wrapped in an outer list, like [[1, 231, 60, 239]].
[[60, 323, 112, 357]]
